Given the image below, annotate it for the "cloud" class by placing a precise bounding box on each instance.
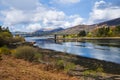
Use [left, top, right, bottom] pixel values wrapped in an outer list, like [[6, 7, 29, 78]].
[[0, 0, 84, 32], [26, 23, 42, 32], [70, 15, 84, 26], [51, 0, 80, 4], [88, 0, 120, 24], [1, 8, 29, 25], [62, 15, 84, 28]]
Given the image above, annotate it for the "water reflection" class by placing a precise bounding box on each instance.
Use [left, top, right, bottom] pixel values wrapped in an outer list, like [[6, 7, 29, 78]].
[[25, 37, 120, 64]]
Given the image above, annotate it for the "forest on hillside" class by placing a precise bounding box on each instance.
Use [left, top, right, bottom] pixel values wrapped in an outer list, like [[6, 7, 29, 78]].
[[0, 26, 25, 47], [65, 25, 120, 38]]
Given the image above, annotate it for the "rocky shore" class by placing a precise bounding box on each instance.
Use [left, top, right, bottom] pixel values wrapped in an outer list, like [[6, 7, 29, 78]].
[[34, 45, 120, 80], [3, 41, 120, 80]]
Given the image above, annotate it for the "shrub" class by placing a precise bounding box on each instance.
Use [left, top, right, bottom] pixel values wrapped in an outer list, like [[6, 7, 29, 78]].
[[34, 53, 42, 62], [0, 46, 11, 55], [83, 70, 96, 76], [83, 70, 91, 76], [96, 67, 103, 72], [87, 32, 92, 37], [83, 66, 104, 77], [56, 59, 64, 70], [78, 30, 86, 37], [11, 36, 25, 43], [13, 46, 38, 61], [56, 59, 75, 72], [64, 62, 75, 72]]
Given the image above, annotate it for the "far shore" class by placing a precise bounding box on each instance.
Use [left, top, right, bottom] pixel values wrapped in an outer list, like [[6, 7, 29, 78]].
[[50, 37, 120, 41]]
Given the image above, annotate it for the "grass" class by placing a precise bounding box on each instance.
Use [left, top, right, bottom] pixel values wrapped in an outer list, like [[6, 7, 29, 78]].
[[0, 55, 77, 80], [83, 66, 105, 78], [0, 44, 119, 80]]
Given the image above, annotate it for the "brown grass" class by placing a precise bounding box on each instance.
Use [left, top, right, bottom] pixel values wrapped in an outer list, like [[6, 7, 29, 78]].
[[0, 55, 78, 80]]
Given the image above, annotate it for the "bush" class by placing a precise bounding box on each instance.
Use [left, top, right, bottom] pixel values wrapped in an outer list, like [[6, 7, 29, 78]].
[[96, 67, 103, 72], [13, 46, 38, 61], [56, 59, 75, 72], [78, 30, 86, 37], [0, 46, 11, 55], [11, 35, 25, 43], [34, 53, 42, 62], [56, 59, 64, 70], [64, 62, 75, 72], [0, 31, 13, 46]]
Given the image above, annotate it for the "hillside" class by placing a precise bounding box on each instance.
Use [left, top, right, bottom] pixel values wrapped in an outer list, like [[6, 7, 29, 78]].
[[55, 17, 120, 35], [32, 27, 64, 36], [95, 17, 120, 26], [0, 55, 77, 80], [54, 25, 95, 35]]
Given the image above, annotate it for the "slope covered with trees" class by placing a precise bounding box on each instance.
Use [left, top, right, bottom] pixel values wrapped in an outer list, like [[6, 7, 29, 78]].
[[0, 26, 13, 46], [0, 26, 25, 47], [87, 25, 120, 37]]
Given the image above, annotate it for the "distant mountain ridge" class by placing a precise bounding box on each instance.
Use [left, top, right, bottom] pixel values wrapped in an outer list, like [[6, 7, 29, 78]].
[[55, 17, 120, 34], [94, 17, 120, 26], [33, 27, 64, 36], [54, 25, 92, 34]]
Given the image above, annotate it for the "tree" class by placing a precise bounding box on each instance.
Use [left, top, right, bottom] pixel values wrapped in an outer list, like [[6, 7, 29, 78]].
[[78, 30, 86, 37], [113, 25, 120, 36], [0, 26, 2, 31], [0, 26, 13, 46], [115, 25, 120, 33], [96, 26, 110, 37]]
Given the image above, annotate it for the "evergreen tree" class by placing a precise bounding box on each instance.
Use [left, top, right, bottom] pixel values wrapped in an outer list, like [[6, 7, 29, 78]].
[[78, 30, 86, 37]]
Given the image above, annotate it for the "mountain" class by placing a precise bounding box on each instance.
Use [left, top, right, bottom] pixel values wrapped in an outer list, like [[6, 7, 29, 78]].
[[94, 17, 120, 26], [32, 27, 64, 36], [55, 17, 120, 35], [49, 27, 64, 32], [54, 25, 93, 34]]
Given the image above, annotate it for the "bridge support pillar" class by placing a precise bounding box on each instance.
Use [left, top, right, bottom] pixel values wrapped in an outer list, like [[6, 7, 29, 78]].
[[54, 34, 57, 43], [63, 35, 66, 42]]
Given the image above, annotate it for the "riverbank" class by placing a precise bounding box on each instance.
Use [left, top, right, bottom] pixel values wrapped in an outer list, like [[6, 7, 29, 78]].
[[34, 46, 120, 79], [51, 37, 120, 41], [1, 42, 120, 80]]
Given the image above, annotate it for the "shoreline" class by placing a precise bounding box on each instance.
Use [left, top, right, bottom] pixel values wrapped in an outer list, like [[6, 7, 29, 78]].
[[34, 46, 120, 75], [4, 41, 120, 79], [39, 47, 120, 64], [50, 37, 120, 41]]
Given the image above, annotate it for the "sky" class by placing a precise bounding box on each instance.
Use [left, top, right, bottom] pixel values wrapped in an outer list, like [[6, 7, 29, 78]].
[[0, 0, 120, 32]]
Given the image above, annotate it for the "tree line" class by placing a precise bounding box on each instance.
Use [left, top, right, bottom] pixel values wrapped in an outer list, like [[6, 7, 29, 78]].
[[0, 26, 25, 47], [78, 25, 120, 37]]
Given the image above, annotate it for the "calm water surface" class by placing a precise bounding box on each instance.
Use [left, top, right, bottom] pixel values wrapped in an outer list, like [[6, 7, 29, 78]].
[[25, 37, 120, 64]]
